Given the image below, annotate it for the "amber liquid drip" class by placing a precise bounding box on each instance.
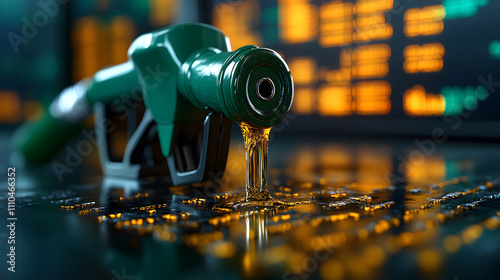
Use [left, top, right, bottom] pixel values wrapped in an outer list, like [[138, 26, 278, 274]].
[[239, 123, 272, 202]]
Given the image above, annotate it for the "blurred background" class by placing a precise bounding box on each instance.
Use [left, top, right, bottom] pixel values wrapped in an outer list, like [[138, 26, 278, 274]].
[[1, 1, 500, 280], [1, 0, 500, 137]]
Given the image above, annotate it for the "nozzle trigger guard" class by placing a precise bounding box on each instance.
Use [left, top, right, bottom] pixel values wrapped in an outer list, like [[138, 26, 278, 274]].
[[167, 111, 231, 185], [95, 102, 231, 186]]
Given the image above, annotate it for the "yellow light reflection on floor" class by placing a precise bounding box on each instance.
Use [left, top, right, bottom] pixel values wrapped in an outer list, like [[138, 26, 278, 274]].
[[404, 85, 446, 116], [320, 259, 344, 280], [417, 249, 442, 273], [404, 5, 445, 37], [213, 0, 262, 49], [318, 85, 352, 116], [356, 145, 392, 191], [405, 156, 446, 184], [320, 44, 392, 116], [355, 81, 391, 115], [443, 234, 461, 253], [404, 43, 445, 73], [279, 0, 318, 44], [319, 145, 354, 184], [288, 146, 317, 183]]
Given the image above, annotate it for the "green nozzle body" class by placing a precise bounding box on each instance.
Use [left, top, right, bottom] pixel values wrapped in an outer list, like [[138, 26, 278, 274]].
[[13, 23, 294, 164], [178, 45, 293, 128], [129, 23, 294, 158]]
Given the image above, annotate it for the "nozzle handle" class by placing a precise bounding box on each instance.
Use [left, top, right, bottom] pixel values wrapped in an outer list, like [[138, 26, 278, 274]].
[[13, 62, 139, 164]]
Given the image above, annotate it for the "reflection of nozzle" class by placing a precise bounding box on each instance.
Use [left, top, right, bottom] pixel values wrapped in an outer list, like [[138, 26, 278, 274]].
[[178, 45, 294, 128], [244, 210, 271, 277]]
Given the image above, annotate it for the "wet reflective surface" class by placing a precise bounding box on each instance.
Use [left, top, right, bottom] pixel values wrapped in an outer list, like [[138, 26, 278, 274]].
[[1, 132, 500, 280]]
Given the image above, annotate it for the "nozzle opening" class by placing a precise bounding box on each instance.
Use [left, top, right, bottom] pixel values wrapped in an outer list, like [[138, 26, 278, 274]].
[[256, 77, 275, 101]]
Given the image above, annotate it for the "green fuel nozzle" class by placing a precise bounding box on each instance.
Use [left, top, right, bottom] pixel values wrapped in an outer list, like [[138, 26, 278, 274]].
[[13, 23, 294, 185]]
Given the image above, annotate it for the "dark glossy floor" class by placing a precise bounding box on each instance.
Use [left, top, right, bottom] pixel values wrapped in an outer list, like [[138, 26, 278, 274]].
[[1, 129, 500, 280]]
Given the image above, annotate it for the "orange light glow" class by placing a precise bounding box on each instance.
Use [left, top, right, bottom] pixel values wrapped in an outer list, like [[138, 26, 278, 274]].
[[288, 57, 317, 85], [403, 85, 446, 116], [357, 13, 385, 27], [323, 48, 352, 83], [319, 1, 353, 47], [354, 44, 391, 79], [289, 57, 317, 114], [319, 145, 354, 183], [404, 5, 445, 37], [111, 16, 136, 65], [72, 16, 136, 81], [23, 99, 43, 121], [279, 0, 318, 44], [356, 0, 394, 14], [356, 24, 392, 42], [72, 17, 100, 81], [320, 0, 393, 46], [213, 0, 262, 49], [356, 146, 392, 192], [355, 81, 391, 115], [320, 44, 391, 116], [292, 87, 316, 114], [323, 44, 390, 83], [318, 85, 352, 116], [355, 1, 393, 43], [148, 0, 177, 27], [289, 147, 317, 183], [405, 156, 446, 184], [0, 90, 21, 123], [404, 43, 445, 73]]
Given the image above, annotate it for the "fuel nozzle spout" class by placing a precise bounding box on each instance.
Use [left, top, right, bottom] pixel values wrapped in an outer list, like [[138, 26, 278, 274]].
[[178, 45, 294, 128]]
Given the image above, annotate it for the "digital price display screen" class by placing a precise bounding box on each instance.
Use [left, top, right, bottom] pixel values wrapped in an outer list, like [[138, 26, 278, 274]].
[[210, 0, 500, 138]]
